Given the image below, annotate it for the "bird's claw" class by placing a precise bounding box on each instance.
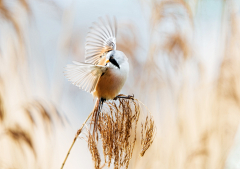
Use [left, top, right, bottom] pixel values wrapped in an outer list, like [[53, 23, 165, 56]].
[[113, 94, 134, 100], [127, 94, 134, 100]]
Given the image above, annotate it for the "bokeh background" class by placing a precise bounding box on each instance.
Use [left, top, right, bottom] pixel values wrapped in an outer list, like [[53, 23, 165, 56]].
[[1, 0, 240, 168]]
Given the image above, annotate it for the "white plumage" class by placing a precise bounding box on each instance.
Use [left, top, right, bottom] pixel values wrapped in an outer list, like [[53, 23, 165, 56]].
[[85, 16, 117, 65], [64, 62, 107, 93]]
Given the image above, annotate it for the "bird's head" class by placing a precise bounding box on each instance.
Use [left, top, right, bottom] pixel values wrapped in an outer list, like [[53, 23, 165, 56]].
[[106, 50, 128, 69]]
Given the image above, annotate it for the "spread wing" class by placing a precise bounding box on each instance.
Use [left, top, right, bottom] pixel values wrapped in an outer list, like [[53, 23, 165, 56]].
[[85, 16, 117, 65], [65, 61, 107, 93]]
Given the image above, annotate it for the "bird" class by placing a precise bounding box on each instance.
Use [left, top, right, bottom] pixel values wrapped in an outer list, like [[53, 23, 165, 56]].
[[64, 16, 132, 134]]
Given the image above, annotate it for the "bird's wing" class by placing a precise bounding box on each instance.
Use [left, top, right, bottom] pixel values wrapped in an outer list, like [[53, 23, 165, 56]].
[[85, 16, 117, 65], [65, 61, 107, 93]]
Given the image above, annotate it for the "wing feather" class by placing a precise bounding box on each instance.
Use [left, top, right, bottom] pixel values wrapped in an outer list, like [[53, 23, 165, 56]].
[[85, 16, 117, 65], [65, 61, 107, 93]]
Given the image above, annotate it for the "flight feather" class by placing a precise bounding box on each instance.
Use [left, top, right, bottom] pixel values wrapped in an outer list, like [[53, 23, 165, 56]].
[[85, 16, 117, 65], [65, 61, 107, 93]]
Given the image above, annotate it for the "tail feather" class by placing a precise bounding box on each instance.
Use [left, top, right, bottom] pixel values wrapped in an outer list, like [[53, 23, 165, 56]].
[[91, 98, 104, 138]]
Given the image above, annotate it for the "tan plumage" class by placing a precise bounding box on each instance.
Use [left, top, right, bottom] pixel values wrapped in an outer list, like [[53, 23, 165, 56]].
[[93, 51, 129, 100]]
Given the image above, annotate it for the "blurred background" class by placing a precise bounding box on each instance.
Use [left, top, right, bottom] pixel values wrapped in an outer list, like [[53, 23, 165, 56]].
[[1, 0, 240, 168]]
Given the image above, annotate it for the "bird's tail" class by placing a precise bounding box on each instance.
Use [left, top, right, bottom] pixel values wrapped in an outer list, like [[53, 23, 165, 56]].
[[91, 98, 104, 138]]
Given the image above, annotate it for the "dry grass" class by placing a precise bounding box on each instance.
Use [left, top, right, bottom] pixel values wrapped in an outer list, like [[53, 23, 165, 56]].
[[126, 0, 240, 169], [95, 98, 141, 169], [140, 115, 155, 157], [88, 131, 102, 169], [62, 97, 156, 169], [0, 1, 64, 169]]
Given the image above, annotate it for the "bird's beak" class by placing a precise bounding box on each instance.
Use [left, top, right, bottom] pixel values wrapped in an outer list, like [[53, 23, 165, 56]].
[[106, 60, 110, 63]]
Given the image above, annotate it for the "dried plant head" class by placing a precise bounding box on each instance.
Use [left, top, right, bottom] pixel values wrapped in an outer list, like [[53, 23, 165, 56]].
[[217, 1, 240, 103], [6, 124, 36, 157], [163, 32, 190, 61], [150, 0, 193, 28], [0, 0, 31, 49], [135, 0, 194, 101], [140, 115, 156, 157], [23, 100, 64, 134], [117, 21, 142, 87], [148, 0, 193, 65], [88, 131, 101, 169], [86, 97, 156, 169], [117, 22, 139, 62]]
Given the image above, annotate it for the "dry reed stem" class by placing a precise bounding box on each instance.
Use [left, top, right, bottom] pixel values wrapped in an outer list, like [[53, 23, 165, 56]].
[[0, 92, 4, 121], [60, 109, 94, 169]]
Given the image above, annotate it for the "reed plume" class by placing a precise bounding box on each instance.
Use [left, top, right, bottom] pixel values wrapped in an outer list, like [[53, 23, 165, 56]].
[[61, 97, 156, 169], [0, 1, 64, 168]]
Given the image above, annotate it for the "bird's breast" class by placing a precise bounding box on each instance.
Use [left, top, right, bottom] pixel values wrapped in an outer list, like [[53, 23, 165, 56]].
[[93, 62, 129, 100]]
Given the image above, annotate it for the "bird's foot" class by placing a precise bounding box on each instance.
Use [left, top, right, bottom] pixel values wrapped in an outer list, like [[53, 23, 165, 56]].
[[114, 94, 134, 100]]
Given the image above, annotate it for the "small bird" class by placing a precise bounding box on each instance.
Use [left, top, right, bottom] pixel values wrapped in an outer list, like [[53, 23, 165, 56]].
[[65, 16, 131, 133]]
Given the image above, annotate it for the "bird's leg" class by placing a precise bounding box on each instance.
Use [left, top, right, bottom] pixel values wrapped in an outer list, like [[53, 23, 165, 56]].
[[114, 94, 134, 100], [101, 98, 106, 104]]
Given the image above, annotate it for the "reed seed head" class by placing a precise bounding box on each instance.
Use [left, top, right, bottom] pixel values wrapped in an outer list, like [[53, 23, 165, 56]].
[[87, 97, 156, 169]]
